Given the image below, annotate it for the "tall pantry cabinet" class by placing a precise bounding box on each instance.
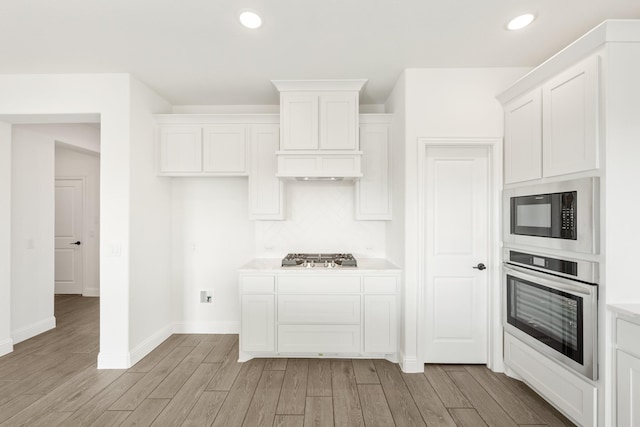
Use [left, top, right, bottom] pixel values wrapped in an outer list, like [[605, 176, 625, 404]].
[[498, 20, 640, 427]]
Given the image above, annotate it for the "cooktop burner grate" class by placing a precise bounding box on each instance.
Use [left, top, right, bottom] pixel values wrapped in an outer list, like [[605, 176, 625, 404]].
[[281, 253, 357, 268]]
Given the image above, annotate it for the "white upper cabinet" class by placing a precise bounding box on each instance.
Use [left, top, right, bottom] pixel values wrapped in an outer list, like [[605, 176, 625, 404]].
[[202, 125, 247, 174], [501, 54, 600, 182], [159, 125, 202, 173], [273, 80, 367, 179], [504, 89, 542, 184], [281, 92, 319, 150], [248, 125, 284, 220], [542, 55, 599, 177], [280, 91, 359, 151], [319, 92, 358, 150], [356, 116, 392, 220], [155, 116, 276, 177]]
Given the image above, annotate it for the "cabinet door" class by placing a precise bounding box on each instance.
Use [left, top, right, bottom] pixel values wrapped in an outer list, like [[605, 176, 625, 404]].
[[356, 124, 391, 219], [202, 125, 247, 174], [617, 350, 640, 427], [364, 295, 397, 353], [319, 92, 358, 150], [158, 125, 202, 173], [248, 125, 284, 220], [543, 55, 599, 177], [504, 89, 542, 184], [281, 92, 319, 150], [241, 294, 275, 352]]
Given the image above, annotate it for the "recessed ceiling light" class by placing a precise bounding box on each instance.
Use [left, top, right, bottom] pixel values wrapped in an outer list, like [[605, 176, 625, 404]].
[[239, 9, 262, 29], [507, 13, 535, 31]]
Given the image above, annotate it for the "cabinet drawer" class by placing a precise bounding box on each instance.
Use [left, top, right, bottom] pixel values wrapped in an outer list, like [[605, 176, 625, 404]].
[[278, 275, 361, 293], [278, 325, 360, 353], [364, 276, 397, 294], [618, 318, 640, 358], [278, 295, 360, 324], [504, 333, 596, 427], [241, 276, 275, 294]]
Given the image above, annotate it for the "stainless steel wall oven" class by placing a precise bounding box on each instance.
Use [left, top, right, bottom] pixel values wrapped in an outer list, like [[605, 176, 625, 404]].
[[503, 249, 598, 380]]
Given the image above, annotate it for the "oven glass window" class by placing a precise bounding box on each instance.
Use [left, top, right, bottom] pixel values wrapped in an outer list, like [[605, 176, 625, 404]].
[[516, 204, 551, 228], [507, 274, 583, 364]]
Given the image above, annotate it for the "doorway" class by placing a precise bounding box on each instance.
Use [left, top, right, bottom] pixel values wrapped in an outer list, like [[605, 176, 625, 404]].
[[418, 138, 503, 369]]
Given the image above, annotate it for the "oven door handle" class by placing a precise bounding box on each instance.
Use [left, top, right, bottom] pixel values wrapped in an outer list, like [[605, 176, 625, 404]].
[[503, 263, 595, 297]]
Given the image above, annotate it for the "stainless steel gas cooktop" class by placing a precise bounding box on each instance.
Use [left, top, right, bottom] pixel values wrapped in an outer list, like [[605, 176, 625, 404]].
[[281, 253, 357, 268]]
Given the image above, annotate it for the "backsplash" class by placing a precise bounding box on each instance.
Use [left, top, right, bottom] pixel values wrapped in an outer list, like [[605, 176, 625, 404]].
[[255, 181, 386, 258]]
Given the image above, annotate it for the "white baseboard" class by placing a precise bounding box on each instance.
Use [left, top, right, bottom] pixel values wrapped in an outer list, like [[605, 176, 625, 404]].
[[174, 321, 240, 334], [12, 316, 56, 344], [129, 323, 175, 367], [97, 352, 131, 369], [83, 287, 100, 297], [0, 338, 14, 357], [399, 354, 422, 373]]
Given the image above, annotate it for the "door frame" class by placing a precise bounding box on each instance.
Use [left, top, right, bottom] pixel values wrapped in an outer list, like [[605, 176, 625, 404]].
[[55, 176, 87, 296], [417, 137, 504, 371]]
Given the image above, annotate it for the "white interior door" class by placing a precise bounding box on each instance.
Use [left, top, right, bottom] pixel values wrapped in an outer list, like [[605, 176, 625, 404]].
[[424, 146, 489, 363], [55, 179, 84, 294]]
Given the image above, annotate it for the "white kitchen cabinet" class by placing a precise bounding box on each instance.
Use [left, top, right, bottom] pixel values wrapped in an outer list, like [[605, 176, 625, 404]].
[[240, 275, 276, 353], [280, 92, 318, 150], [504, 332, 596, 427], [241, 294, 275, 352], [273, 80, 366, 178], [248, 125, 284, 220], [503, 89, 542, 184], [615, 316, 640, 427], [202, 125, 247, 174], [238, 265, 401, 362], [280, 91, 359, 151], [158, 125, 202, 173], [617, 350, 640, 427], [158, 122, 249, 176], [319, 92, 358, 150], [364, 295, 397, 353], [356, 116, 392, 219], [542, 55, 599, 177], [363, 276, 397, 354]]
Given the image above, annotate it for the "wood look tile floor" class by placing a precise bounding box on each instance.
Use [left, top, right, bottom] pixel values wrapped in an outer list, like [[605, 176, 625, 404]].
[[0, 295, 576, 426]]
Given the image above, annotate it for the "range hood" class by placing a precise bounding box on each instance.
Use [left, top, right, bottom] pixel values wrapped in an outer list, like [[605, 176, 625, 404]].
[[272, 79, 367, 180], [276, 150, 363, 180]]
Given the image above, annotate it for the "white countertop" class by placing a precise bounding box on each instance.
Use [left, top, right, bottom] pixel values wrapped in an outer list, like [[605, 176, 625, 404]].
[[608, 303, 640, 321], [239, 258, 402, 273]]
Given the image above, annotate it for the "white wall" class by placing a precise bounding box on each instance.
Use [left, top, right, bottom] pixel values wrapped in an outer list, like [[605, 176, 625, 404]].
[[55, 146, 101, 296], [0, 122, 12, 356], [29, 124, 100, 153], [172, 178, 255, 333], [392, 68, 529, 371], [128, 77, 173, 363], [0, 74, 175, 368], [11, 127, 56, 343], [255, 181, 386, 258]]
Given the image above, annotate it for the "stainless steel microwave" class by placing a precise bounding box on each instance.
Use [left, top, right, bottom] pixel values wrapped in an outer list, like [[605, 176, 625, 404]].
[[503, 178, 599, 254]]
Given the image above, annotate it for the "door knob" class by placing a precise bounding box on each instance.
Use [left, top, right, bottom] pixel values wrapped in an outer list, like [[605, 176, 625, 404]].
[[473, 263, 486, 271], [69, 241, 81, 246]]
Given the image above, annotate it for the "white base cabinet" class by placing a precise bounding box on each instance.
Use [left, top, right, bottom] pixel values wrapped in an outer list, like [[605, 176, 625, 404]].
[[239, 272, 400, 361], [504, 332, 596, 427], [615, 316, 640, 427]]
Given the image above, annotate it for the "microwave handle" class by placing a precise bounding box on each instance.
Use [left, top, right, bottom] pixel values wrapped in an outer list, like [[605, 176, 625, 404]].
[[503, 264, 594, 297]]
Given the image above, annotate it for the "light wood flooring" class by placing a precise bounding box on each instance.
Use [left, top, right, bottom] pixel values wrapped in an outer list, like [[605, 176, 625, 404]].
[[0, 295, 576, 426]]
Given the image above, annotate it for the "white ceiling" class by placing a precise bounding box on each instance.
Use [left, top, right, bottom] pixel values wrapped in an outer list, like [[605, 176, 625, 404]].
[[1, 0, 638, 106]]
